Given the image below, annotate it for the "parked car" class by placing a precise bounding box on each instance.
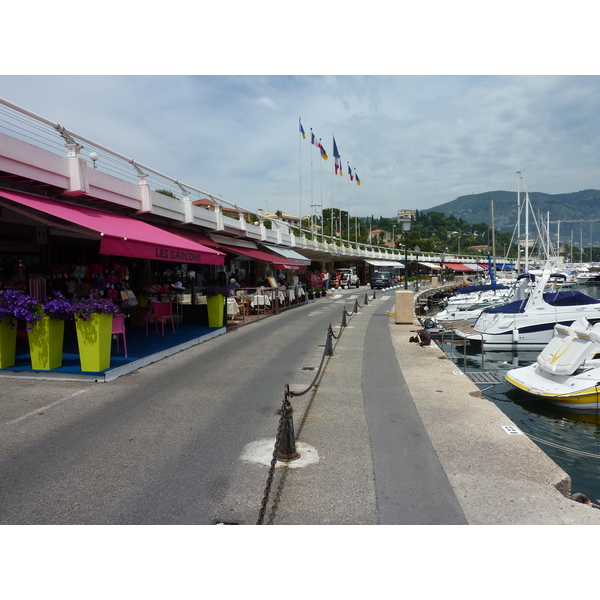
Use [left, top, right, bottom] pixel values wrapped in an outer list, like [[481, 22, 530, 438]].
[[305, 273, 325, 289], [370, 272, 391, 289]]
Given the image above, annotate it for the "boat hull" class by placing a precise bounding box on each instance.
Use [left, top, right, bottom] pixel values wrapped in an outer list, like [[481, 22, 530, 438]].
[[506, 365, 600, 410]]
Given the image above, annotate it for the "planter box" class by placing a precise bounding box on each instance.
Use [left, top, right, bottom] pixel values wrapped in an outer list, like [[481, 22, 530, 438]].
[[75, 313, 113, 372], [206, 295, 226, 328], [0, 318, 17, 369], [28, 317, 65, 370]]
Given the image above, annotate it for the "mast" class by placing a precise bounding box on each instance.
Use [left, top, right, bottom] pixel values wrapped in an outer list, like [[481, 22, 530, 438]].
[[516, 171, 521, 272], [525, 192, 530, 271], [491, 198, 497, 276]]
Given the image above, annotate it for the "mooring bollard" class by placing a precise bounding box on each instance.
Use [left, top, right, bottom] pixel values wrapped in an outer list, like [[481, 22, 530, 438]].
[[325, 327, 334, 356], [277, 399, 300, 461]]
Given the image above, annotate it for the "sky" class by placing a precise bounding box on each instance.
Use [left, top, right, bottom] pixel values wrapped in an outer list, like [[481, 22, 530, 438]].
[[1, 5, 599, 226]]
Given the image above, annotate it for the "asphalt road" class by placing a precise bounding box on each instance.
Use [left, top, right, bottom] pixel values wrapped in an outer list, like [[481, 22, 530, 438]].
[[0, 289, 363, 524], [0, 287, 466, 525]]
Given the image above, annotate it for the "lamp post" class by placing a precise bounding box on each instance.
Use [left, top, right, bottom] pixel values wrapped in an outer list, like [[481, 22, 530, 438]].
[[439, 251, 445, 284], [392, 224, 396, 248], [401, 217, 412, 289], [414, 245, 420, 291]]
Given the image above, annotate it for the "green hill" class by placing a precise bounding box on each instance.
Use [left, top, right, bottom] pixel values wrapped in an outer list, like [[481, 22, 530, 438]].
[[426, 189, 600, 244]]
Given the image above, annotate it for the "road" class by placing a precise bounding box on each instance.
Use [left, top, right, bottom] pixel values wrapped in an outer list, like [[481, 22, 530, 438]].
[[0, 286, 465, 525]]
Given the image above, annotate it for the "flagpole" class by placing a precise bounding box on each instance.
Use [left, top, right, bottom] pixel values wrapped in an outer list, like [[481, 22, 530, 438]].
[[299, 117, 302, 233], [310, 128, 314, 236]]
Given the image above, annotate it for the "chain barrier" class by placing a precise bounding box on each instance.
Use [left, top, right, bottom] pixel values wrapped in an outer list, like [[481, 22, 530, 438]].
[[256, 290, 374, 524]]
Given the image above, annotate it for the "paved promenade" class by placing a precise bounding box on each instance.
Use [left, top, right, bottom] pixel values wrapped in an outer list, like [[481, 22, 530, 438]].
[[259, 288, 600, 524]]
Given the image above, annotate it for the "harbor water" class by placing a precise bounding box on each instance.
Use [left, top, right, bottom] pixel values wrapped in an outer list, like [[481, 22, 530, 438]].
[[434, 282, 600, 506]]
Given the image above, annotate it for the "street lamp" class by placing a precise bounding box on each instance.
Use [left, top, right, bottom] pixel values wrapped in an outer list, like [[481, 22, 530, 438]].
[[392, 224, 396, 248], [401, 216, 412, 289], [439, 251, 445, 284], [414, 245, 420, 291]]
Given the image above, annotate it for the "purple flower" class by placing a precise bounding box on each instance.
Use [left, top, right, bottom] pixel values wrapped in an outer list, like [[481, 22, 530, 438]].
[[72, 298, 120, 321], [201, 285, 233, 298]]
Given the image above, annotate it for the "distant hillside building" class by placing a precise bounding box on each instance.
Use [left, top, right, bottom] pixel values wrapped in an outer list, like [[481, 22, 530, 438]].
[[397, 209, 417, 222], [259, 211, 301, 227], [192, 198, 252, 219]]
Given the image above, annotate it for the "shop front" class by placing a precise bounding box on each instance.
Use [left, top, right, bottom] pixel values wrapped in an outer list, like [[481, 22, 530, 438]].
[[0, 189, 226, 377]]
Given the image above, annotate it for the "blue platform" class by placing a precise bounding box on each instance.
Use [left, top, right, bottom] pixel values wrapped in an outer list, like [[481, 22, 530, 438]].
[[1, 321, 226, 382]]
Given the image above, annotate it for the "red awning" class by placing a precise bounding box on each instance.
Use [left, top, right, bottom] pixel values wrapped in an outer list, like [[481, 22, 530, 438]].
[[220, 245, 307, 270], [443, 262, 474, 272], [0, 190, 225, 265], [160, 226, 306, 270]]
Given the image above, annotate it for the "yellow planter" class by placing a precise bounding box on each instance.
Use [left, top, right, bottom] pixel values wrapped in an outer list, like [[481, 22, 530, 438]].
[[28, 317, 65, 370], [75, 313, 112, 372], [206, 294, 225, 328], [0, 318, 17, 369]]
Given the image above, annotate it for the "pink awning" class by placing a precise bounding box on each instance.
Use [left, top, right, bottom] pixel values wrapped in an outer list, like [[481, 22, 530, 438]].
[[443, 262, 474, 272], [219, 245, 307, 270], [0, 190, 225, 265]]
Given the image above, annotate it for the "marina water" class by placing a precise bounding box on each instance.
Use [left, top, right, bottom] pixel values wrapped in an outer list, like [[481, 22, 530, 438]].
[[436, 282, 600, 506]]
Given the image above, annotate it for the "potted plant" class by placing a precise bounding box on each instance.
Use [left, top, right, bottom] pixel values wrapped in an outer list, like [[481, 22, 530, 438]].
[[0, 289, 23, 368], [201, 285, 232, 328], [27, 292, 72, 370], [72, 297, 120, 372], [307, 288, 315, 300]]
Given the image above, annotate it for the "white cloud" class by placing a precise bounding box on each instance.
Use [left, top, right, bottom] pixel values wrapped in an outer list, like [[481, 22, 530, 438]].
[[1, 75, 600, 219]]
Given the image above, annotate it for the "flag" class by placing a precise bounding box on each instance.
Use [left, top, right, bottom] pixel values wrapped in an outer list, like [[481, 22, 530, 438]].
[[319, 139, 328, 161], [355, 170, 361, 186], [299, 118, 306, 139], [311, 130, 319, 148], [348, 164, 353, 181], [333, 136, 341, 175]]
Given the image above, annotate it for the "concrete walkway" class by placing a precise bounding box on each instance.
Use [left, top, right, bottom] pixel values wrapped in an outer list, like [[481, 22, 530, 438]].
[[387, 292, 600, 524]]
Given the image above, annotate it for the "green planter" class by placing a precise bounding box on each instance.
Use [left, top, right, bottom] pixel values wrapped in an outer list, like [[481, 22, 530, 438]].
[[0, 318, 17, 369], [75, 313, 113, 372], [28, 317, 65, 370], [206, 294, 225, 328]]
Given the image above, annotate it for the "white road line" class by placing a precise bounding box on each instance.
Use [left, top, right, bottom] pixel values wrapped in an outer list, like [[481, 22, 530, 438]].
[[5, 388, 89, 425]]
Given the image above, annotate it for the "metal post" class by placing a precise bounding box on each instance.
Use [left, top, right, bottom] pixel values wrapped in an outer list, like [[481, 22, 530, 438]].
[[341, 310, 347, 327], [364, 293, 369, 305], [325, 327, 334, 356], [354, 299, 359, 313], [277, 398, 300, 461], [404, 230, 409, 290]]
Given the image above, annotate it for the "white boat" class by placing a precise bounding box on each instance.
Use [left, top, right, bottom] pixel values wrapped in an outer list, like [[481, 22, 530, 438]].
[[455, 269, 600, 350], [433, 284, 514, 327], [505, 317, 600, 410]]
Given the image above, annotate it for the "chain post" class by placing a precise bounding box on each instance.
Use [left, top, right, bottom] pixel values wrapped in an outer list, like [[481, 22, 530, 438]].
[[277, 385, 300, 462], [341, 309, 347, 328], [372, 291, 376, 300], [364, 293, 369, 305], [325, 326, 334, 356], [354, 298, 359, 314]]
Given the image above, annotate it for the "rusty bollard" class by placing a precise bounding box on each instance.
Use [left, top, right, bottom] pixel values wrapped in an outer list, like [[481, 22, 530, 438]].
[[277, 399, 300, 461]]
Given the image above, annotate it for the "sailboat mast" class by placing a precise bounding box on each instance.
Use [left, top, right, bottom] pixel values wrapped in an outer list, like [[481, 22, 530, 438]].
[[525, 192, 530, 271], [517, 171, 521, 272], [491, 198, 496, 276]]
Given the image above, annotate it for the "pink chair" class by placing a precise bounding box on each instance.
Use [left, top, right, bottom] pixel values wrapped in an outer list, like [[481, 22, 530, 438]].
[[144, 302, 175, 336], [112, 313, 128, 358]]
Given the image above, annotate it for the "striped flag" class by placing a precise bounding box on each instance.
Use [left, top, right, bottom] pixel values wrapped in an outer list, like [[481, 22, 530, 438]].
[[319, 139, 328, 161], [299, 118, 306, 139], [348, 164, 354, 181], [333, 136, 342, 175], [355, 170, 361, 186]]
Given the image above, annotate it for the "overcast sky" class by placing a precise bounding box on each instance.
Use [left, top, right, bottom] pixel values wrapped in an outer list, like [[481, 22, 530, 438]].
[[1, 6, 598, 222]]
